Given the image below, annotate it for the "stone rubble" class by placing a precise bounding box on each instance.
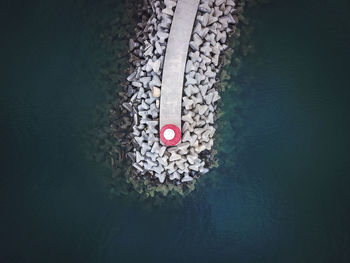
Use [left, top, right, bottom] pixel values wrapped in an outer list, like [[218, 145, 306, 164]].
[[121, 0, 239, 185]]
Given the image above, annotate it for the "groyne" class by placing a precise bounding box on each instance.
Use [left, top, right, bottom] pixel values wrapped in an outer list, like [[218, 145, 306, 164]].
[[113, 0, 241, 196]]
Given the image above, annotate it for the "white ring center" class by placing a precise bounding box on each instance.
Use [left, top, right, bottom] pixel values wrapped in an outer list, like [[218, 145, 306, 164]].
[[164, 128, 175, 140]]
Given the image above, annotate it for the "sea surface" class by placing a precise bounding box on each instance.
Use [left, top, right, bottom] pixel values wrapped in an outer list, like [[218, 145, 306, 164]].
[[1, 0, 349, 262]]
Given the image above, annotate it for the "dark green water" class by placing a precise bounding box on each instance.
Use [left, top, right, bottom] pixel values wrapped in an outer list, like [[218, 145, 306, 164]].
[[1, 0, 349, 262]]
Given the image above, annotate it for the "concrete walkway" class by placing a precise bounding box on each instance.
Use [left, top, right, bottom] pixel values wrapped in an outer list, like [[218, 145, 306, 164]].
[[159, 0, 200, 136]]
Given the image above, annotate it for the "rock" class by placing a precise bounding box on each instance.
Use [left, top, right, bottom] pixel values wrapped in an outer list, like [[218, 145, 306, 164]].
[[124, 0, 240, 186], [195, 72, 205, 84], [181, 173, 193, 182], [204, 92, 214, 104], [136, 151, 144, 163], [148, 59, 161, 73], [189, 34, 203, 51], [186, 153, 198, 165], [169, 152, 182, 162], [215, 0, 226, 6], [150, 74, 161, 87], [159, 146, 166, 157], [133, 163, 144, 172], [176, 159, 186, 170], [155, 41, 163, 55], [165, 161, 176, 173], [204, 67, 216, 78], [132, 81, 142, 88], [169, 172, 181, 180], [157, 157, 168, 166], [140, 143, 151, 155], [200, 42, 212, 56], [195, 144, 207, 153], [176, 142, 190, 152], [129, 39, 137, 51], [198, 2, 211, 13], [188, 50, 202, 63], [183, 97, 194, 110], [195, 104, 208, 115], [185, 74, 197, 86], [201, 130, 211, 142], [152, 86, 161, 97], [122, 102, 133, 112], [183, 131, 198, 146], [212, 90, 220, 102], [134, 136, 143, 146], [127, 71, 137, 82], [184, 85, 199, 97], [139, 76, 151, 87], [182, 121, 192, 133], [156, 31, 169, 43], [206, 112, 214, 124], [155, 172, 166, 183], [182, 112, 194, 123]]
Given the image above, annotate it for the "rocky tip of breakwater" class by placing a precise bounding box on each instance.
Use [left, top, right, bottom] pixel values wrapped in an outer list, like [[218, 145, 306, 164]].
[[91, 0, 251, 198], [118, 0, 240, 186]]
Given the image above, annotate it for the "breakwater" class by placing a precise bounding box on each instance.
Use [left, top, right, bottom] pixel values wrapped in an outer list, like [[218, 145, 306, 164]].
[[112, 0, 241, 196]]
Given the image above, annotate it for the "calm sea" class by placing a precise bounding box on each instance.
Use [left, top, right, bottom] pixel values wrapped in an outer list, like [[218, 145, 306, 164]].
[[1, 0, 349, 262]]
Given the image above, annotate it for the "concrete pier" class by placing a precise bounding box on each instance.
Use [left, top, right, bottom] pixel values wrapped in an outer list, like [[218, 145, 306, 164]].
[[159, 0, 200, 143]]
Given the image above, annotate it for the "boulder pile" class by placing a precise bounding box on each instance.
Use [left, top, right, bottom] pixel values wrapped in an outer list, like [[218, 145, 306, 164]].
[[120, 0, 239, 186]]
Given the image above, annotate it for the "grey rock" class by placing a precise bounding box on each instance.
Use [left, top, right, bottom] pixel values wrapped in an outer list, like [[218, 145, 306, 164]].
[[197, 13, 209, 27], [195, 104, 208, 115], [188, 50, 202, 63], [140, 143, 151, 155], [212, 90, 220, 102], [201, 130, 211, 142], [185, 74, 197, 86], [136, 151, 144, 163], [176, 142, 190, 152], [206, 112, 214, 124], [182, 112, 194, 123], [213, 6, 223, 18], [155, 41, 163, 55], [159, 146, 166, 157], [127, 71, 137, 82], [154, 172, 166, 183], [169, 172, 180, 181], [132, 81, 142, 88], [204, 67, 216, 78], [134, 136, 143, 146], [151, 141, 161, 154], [194, 144, 207, 153], [133, 163, 144, 172], [139, 76, 151, 87], [200, 42, 212, 56], [183, 97, 194, 110], [181, 173, 193, 182], [156, 31, 169, 43], [176, 159, 186, 170], [226, 0, 236, 7], [157, 156, 168, 167], [184, 85, 199, 97], [215, 0, 226, 6], [194, 23, 209, 38], [169, 152, 182, 162], [204, 92, 214, 104], [165, 161, 176, 173], [186, 153, 198, 165], [122, 102, 133, 112], [150, 74, 161, 87], [198, 2, 211, 13]]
